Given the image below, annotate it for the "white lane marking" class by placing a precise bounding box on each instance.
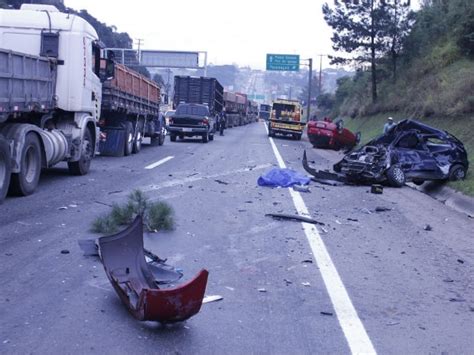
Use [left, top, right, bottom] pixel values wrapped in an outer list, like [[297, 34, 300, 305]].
[[145, 156, 174, 170], [264, 122, 376, 354]]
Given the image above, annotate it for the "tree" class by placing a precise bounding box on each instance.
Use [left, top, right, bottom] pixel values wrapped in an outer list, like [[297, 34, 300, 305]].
[[382, 1, 414, 81], [322, 0, 389, 102]]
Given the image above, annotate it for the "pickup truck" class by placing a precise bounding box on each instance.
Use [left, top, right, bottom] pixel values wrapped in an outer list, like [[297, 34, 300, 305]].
[[168, 103, 216, 143]]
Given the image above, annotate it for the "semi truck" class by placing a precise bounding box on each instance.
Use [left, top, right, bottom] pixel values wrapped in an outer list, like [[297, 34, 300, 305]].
[[259, 104, 271, 120], [170, 76, 223, 142], [0, 4, 163, 203], [223, 91, 240, 128], [268, 99, 305, 140]]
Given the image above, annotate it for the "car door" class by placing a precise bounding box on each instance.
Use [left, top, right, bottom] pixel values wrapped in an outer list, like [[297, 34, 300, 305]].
[[393, 132, 440, 179]]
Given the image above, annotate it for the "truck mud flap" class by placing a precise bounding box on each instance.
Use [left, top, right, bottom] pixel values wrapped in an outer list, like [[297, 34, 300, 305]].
[[99, 128, 125, 157], [302, 150, 347, 186], [98, 216, 209, 323]]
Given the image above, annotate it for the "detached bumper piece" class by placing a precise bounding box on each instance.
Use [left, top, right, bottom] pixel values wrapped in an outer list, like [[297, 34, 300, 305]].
[[98, 216, 208, 323]]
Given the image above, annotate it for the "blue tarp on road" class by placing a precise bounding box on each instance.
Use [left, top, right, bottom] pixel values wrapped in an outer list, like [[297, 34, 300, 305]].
[[258, 168, 310, 188]]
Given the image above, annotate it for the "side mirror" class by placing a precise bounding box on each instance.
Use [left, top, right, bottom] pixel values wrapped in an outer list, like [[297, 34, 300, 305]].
[[105, 59, 115, 79]]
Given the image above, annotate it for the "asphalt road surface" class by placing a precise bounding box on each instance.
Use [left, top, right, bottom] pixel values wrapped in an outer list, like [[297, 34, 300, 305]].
[[1, 122, 473, 354]]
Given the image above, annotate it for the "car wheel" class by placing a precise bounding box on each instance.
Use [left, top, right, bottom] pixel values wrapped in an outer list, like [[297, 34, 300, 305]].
[[209, 133, 214, 141], [158, 128, 165, 146], [170, 134, 177, 142], [202, 131, 209, 143], [124, 121, 134, 156], [386, 166, 405, 187], [448, 164, 466, 181], [9, 133, 41, 196], [0, 138, 12, 204]]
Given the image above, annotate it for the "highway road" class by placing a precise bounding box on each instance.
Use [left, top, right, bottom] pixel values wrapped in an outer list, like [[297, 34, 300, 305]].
[[1, 121, 473, 354]]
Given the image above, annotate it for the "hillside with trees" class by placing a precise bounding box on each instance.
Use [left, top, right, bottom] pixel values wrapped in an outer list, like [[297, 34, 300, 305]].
[[321, 0, 474, 119]]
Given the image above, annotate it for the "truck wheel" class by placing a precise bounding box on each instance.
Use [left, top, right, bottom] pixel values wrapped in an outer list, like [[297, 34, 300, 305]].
[[386, 166, 405, 187], [158, 128, 165, 146], [0, 138, 11, 203], [132, 121, 144, 154], [202, 131, 209, 143], [124, 121, 134, 156], [170, 134, 177, 142], [68, 128, 93, 176], [9, 133, 41, 196], [209, 132, 214, 141]]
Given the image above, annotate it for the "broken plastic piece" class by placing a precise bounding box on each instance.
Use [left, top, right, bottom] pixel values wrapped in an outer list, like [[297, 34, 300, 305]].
[[98, 216, 208, 323], [302, 151, 347, 186], [371, 184, 384, 194]]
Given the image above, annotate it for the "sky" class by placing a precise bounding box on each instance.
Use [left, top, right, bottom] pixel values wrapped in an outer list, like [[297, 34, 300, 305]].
[[64, 0, 421, 70], [64, 0, 338, 70]]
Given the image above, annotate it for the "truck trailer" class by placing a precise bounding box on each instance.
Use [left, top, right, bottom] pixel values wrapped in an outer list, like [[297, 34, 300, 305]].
[[99, 63, 165, 156]]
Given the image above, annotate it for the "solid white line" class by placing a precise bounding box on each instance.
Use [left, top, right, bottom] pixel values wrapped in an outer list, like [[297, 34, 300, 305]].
[[264, 122, 376, 354], [144, 156, 174, 170]]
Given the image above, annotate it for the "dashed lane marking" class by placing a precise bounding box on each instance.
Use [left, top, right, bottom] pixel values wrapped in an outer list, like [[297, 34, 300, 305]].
[[264, 122, 376, 354], [145, 156, 174, 170]]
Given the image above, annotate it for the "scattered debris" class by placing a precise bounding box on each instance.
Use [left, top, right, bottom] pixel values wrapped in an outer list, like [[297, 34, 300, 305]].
[[301, 259, 313, 264], [423, 224, 433, 231], [202, 295, 223, 304], [457, 259, 465, 264], [371, 184, 384, 194], [98, 216, 208, 322], [302, 282, 311, 287], [302, 151, 347, 186], [58, 206, 68, 210], [375, 206, 392, 212], [443, 278, 454, 283], [449, 298, 466, 303], [335, 219, 342, 225], [214, 179, 229, 185], [258, 288, 267, 293], [60, 249, 70, 255], [69, 204, 78, 208], [108, 190, 123, 195], [386, 321, 400, 326], [347, 218, 359, 222], [265, 213, 325, 226], [320, 311, 333, 316], [284, 279, 292, 285], [361, 208, 372, 214]]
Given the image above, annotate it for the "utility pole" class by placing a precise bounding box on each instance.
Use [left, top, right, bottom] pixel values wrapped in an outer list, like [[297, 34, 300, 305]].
[[135, 38, 144, 64], [306, 58, 312, 122], [318, 54, 323, 96]]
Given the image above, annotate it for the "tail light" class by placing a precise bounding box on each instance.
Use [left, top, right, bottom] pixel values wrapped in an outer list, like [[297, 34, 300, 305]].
[[168, 118, 173, 125], [202, 118, 209, 125], [98, 119, 106, 127]]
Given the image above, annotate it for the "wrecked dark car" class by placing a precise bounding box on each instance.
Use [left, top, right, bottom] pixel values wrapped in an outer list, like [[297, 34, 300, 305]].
[[333, 120, 469, 187]]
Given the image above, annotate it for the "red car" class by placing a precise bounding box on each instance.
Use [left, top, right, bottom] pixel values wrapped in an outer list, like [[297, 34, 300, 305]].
[[307, 119, 360, 150]]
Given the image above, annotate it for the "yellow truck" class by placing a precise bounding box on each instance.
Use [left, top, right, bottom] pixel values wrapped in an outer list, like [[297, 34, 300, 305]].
[[268, 99, 305, 140]]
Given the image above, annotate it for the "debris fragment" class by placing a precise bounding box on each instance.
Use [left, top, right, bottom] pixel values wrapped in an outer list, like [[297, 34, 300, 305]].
[[449, 298, 466, 303], [265, 213, 325, 226], [443, 278, 454, 283], [347, 218, 359, 222], [320, 311, 333, 316], [457, 259, 464, 264], [214, 179, 229, 185], [108, 190, 123, 195], [293, 185, 311, 193], [423, 224, 433, 231], [58, 206, 68, 210], [302, 282, 311, 287], [375, 206, 392, 212], [386, 321, 400, 326], [202, 295, 223, 304], [301, 259, 313, 264], [60, 249, 70, 255], [284, 279, 292, 285], [371, 184, 384, 194], [258, 288, 267, 293]]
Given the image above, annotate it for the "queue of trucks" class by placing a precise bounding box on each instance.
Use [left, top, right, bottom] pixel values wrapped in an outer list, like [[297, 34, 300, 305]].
[[0, 4, 272, 203]]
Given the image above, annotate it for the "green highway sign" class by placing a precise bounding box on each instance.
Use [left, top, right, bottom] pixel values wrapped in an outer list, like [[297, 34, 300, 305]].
[[266, 54, 300, 71], [248, 94, 266, 100]]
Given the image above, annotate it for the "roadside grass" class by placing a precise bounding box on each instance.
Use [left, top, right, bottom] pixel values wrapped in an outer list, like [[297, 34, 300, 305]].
[[91, 189, 175, 234], [344, 114, 474, 196]]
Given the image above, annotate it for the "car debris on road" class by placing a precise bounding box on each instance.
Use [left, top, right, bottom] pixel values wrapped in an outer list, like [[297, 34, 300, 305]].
[[96, 216, 208, 323]]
